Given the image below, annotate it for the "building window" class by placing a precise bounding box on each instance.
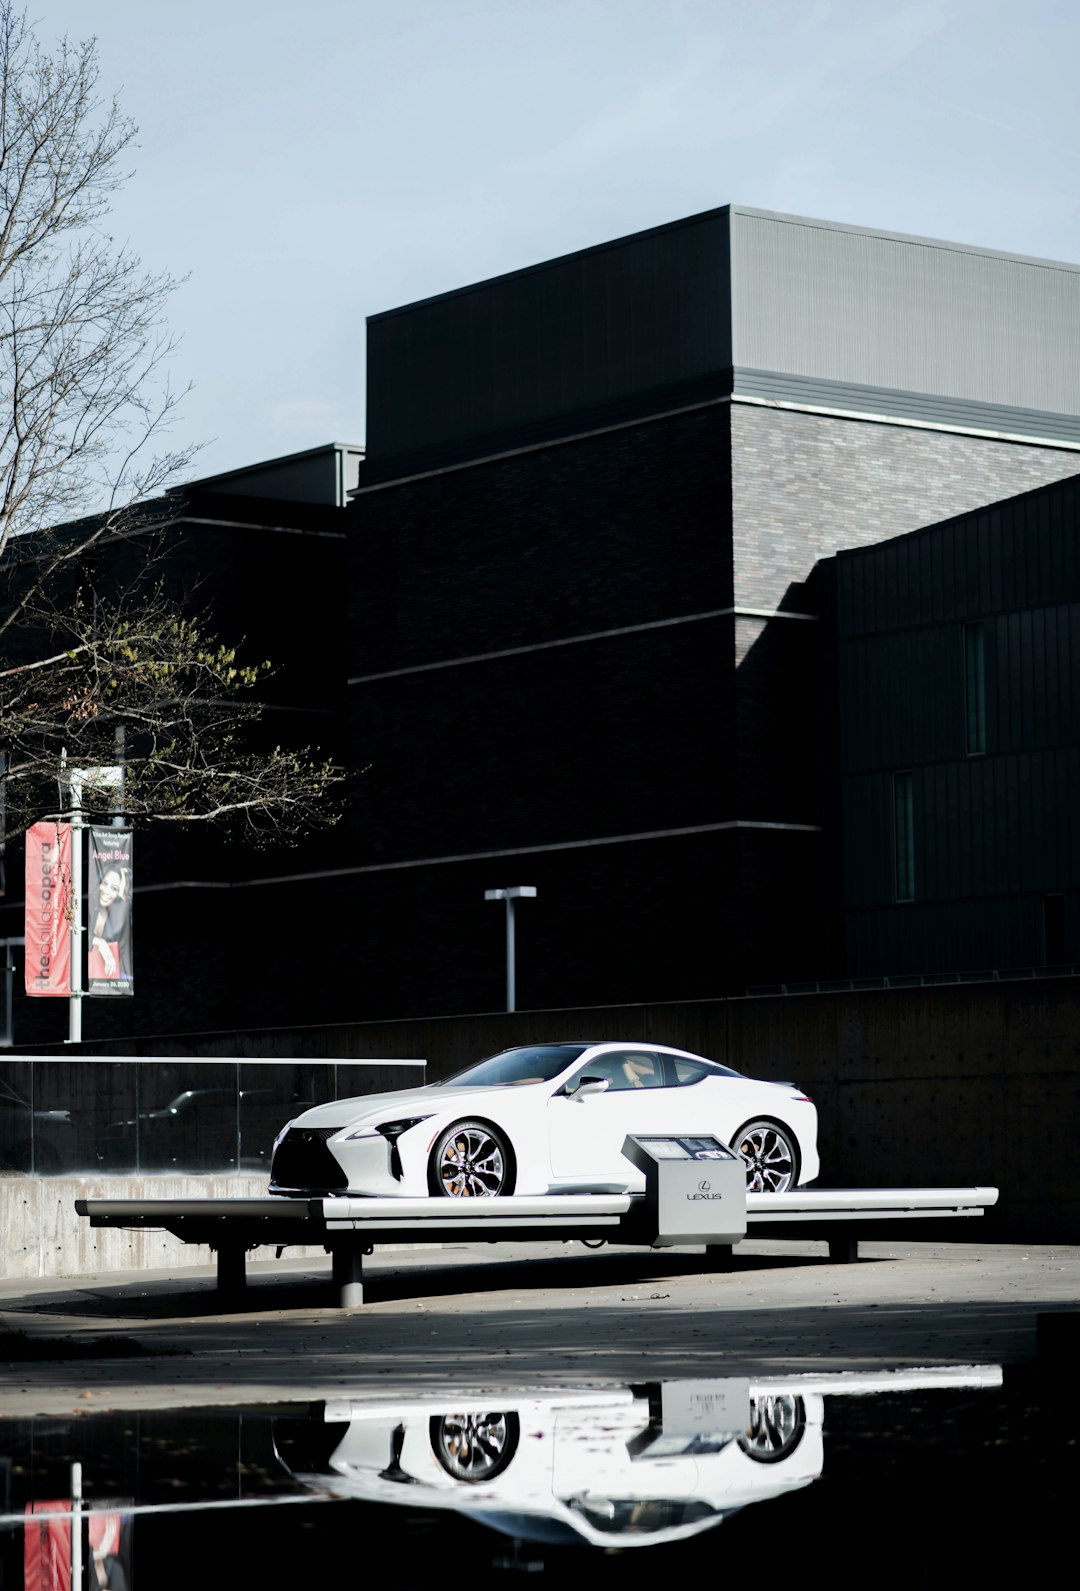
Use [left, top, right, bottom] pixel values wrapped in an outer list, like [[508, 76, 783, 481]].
[[965, 622, 986, 755], [1043, 894, 1066, 966], [893, 771, 914, 902]]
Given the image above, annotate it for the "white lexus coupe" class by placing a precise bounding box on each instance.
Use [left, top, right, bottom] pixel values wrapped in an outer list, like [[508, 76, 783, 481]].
[[269, 1041, 819, 1199]]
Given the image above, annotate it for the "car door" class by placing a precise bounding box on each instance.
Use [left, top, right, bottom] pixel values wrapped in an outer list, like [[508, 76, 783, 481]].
[[547, 1051, 684, 1187]]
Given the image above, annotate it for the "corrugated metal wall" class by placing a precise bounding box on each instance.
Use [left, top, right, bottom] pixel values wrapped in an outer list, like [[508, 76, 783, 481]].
[[730, 207, 1080, 419]]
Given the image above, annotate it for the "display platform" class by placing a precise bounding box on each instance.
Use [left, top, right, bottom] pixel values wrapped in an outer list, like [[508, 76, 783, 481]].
[[75, 1135, 999, 1309]]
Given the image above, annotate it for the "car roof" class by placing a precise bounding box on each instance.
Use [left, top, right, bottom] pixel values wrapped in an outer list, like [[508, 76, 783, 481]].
[[503, 1040, 705, 1056]]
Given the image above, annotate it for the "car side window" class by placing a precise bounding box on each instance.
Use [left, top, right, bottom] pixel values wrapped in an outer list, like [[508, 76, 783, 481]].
[[574, 1052, 666, 1091], [670, 1057, 713, 1086]]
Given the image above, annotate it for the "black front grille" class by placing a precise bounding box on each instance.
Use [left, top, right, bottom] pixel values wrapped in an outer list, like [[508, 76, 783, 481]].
[[270, 1127, 347, 1192]]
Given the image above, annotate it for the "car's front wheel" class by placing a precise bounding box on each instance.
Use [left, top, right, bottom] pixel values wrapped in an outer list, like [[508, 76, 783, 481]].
[[732, 1119, 798, 1193], [430, 1411, 521, 1481], [428, 1120, 515, 1197]]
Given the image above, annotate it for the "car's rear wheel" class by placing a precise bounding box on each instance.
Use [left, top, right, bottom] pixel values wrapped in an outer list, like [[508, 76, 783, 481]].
[[732, 1119, 798, 1193], [428, 1120, 514, 1197], [737, 1393, 806, 1461]]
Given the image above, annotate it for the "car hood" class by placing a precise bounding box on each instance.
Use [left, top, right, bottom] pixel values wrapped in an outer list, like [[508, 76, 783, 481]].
[[287, 1084, 525, 1133]]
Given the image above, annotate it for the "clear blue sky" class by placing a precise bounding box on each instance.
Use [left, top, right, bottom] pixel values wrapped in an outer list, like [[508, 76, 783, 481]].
[[35, 0, 1080, 481]]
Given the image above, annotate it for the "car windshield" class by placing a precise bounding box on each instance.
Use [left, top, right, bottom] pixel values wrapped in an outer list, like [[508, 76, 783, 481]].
[[443, 1045, 590, 1088]]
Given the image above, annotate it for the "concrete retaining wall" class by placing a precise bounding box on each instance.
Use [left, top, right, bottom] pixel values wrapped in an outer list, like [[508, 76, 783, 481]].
[[0, 1175, 334, 1281]]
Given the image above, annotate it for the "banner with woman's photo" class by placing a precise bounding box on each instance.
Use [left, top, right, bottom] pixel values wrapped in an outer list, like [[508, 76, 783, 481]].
[[88, 829, 133, 996]]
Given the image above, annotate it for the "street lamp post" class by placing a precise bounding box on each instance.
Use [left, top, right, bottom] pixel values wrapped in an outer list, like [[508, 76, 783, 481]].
[[484, 886, 537, 1012], [68, 789, 83, 1044]]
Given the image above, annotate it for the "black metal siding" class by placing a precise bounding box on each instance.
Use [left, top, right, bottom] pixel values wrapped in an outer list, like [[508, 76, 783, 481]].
[[824, 472, 1080, 975], [365, 210, 732, 481]]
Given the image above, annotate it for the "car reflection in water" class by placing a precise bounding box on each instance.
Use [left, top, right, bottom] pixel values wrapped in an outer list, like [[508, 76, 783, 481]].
[[0, 1366, 1014, 1586], [273, 1367, 1002, 1550]]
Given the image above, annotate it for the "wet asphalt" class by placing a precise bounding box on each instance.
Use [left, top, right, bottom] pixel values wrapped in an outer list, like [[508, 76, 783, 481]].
[[1, 1234, 1078, 1416]]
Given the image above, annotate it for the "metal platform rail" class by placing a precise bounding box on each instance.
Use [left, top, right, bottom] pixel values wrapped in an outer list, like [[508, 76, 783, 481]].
[[76, 1184, 1000, 1308]]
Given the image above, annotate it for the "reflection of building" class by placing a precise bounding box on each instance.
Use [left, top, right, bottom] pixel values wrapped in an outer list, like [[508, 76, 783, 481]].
[[2, 208, 1078, 1046]]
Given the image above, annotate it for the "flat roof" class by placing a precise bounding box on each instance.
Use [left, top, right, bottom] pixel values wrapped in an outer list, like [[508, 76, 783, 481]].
[[368, 203, 1080, 324], [183, 441, 365, 493]]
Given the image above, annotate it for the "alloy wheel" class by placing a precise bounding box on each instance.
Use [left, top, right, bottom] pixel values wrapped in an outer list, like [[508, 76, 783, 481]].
[[737, 1393, 806, 1462], [436, 1125, 506, 1197], [432, 1411, 519, 1481], [735, 1121, 796, 1193]]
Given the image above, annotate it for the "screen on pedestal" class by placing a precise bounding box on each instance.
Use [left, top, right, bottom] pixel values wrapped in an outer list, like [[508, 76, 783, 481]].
[[635, 1135, 735, 1162]]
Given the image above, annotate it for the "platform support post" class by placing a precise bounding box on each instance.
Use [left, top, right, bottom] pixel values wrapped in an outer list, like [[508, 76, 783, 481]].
[[217, 1245, 246, 1296], [828, 1233, 859, 1264], [332, 1243, 364, 1308], [703, 1244, 736, 1271]]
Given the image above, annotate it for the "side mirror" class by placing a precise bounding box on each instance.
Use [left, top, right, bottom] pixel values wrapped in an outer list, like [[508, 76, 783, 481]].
[[569, 1075, 610, 1100]]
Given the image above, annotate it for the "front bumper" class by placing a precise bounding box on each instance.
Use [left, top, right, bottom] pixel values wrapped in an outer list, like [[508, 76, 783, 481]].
[[269, 1128, 400, 1196]]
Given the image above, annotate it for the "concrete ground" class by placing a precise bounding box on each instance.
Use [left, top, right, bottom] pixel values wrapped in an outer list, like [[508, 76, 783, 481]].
[[2, 1234, 1078, 1416]]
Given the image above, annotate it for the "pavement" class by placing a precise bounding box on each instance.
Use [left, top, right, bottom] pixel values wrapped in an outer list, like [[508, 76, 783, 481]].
[[2, 1234, 1078, 1416]]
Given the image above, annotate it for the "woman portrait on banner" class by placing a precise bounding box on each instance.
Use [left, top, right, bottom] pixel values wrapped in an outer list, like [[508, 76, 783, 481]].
[[89, 863, 132, 981]]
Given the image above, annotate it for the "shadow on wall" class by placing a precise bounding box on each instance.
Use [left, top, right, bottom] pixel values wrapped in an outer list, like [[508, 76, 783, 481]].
[[730, 567, 833, 987]]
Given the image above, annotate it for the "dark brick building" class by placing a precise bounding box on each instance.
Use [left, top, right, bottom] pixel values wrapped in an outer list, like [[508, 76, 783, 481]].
[[5, 207, 1080, 1045], [0, 444, 359, 1045], [342, 206, 1080, 1014]]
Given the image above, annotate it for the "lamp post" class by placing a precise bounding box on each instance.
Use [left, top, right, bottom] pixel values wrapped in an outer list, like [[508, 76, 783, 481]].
[[484, 886, 536, 1012]]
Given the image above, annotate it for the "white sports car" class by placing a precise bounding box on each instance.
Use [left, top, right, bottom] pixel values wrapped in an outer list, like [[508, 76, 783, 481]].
[[269, 1041, 819, 1198]]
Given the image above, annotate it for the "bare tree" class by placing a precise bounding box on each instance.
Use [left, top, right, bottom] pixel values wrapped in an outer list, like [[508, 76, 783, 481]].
[[0, 558, 343, 844], [0, 3, 191, 558], [0, 8, 343, 844]]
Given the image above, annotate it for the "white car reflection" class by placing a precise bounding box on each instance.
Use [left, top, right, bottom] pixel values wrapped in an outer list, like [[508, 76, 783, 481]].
[[272, 1369, 1000, 1549]]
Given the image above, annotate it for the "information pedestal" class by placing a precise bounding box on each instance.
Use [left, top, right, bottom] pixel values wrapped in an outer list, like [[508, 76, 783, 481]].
[[622, 1133, 747, 1247]]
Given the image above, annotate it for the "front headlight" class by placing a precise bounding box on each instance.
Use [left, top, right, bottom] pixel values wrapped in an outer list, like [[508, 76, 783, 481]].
[[344, 1115, 432, 1142]]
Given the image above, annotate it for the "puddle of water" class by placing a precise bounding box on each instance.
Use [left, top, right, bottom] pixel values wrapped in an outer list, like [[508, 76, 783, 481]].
[[0, 1363, 1074, 1586]]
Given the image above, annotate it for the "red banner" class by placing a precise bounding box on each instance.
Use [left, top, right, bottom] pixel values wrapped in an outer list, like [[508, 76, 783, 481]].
[[24, 1502, 71, 1591], [24, 823, 72, 997], [23, 1504, 132, 1591]]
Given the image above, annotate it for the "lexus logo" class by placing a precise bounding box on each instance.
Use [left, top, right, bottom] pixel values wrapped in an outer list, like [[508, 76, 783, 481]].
[[698, 1179, 711, 1192]]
